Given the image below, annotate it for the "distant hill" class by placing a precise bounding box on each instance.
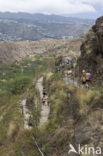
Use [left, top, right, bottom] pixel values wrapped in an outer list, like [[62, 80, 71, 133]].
[[0, 12, 95, 41]]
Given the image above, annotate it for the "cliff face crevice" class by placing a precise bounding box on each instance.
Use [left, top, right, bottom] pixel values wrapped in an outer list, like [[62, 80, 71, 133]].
[[77, 16, 103, 83]]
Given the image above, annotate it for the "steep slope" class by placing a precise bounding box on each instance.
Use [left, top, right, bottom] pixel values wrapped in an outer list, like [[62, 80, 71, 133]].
[[35, 17, 103, 155], [77, 16, 103, 84], [0, 25, 103, 155]]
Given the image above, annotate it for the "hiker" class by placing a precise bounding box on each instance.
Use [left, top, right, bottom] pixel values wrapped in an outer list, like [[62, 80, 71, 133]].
[[42, 88, 46, 96], [66, 59, 70, 65], [28, 116, 33, 127], [67, 70, 72, 76], [56, 67, 61, 72], [82, 70, 86, 85], [42, 95, 46, 105], [85, 72, 91, 90], [86, 72, 91, 82]]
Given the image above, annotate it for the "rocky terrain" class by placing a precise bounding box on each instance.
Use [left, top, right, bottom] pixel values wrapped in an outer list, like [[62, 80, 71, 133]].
[[77, 16, 103, 84], [0, 16, 103, 156], [0, 38, 82, 64], [71, 16, 103, 155]]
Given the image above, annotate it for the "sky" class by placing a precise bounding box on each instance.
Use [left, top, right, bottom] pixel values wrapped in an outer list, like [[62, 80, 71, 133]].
[[0, 0, 102, 18]]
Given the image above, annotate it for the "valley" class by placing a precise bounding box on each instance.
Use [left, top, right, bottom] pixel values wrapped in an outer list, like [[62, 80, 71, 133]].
[[0, 12, 94, 41], [0, 16, 103, 156], [0, 38, 82, 64]]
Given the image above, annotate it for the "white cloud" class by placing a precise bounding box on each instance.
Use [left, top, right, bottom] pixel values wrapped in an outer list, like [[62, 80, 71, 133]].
[[0, 0, 101, 14], [70, 0, 103, 5]]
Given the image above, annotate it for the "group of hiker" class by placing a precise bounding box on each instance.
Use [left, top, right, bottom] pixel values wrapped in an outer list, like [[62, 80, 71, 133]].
[[28, 88, 49, 127], [42, 88, 49, 106], [82, 70, 91, 88]]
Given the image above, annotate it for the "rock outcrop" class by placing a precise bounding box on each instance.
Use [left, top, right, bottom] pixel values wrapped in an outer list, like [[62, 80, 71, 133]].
[[77, 16, 103, 83]]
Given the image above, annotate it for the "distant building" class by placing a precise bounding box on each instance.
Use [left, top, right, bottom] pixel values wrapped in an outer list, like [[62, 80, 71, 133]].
[[62, 36, 73, 39]]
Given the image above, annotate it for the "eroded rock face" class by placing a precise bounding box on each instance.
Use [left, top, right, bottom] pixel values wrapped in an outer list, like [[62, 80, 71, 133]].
[[77, 16, 103, 83], [92, 16, 103, 55]]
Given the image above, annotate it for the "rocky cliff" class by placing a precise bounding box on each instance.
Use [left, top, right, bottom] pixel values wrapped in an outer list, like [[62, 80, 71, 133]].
[[77, 16, 103, 83]]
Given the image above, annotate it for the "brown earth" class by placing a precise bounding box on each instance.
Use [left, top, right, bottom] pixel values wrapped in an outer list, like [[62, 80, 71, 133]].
[[0, 38, 82, 64]]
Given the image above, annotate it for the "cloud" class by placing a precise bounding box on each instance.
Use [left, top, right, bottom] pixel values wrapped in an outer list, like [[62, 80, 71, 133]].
[[0, 0, 100, 14]]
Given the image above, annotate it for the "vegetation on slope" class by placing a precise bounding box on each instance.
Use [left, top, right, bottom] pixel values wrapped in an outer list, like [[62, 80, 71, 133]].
[[0, 26, 103, 155], [0, 54, 57, 155]]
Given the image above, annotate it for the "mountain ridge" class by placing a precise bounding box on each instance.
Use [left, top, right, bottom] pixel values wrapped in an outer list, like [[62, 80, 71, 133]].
[[0, 12, 94, 41]]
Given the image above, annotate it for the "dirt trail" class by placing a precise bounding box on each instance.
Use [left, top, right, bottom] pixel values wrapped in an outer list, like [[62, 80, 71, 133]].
[[36, 77, 50, 127], [19, 76, 50, 130], [20, 99, 32, 130]]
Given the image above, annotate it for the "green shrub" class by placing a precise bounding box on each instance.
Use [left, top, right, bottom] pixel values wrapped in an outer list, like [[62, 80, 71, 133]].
[[6, 76, 32, 94], [35, 54, 41, 60]]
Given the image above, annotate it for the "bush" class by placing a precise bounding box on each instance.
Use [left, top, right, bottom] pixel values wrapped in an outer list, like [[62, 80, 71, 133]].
[[7, 76, 32, 94], [21, 58, 32, 66]]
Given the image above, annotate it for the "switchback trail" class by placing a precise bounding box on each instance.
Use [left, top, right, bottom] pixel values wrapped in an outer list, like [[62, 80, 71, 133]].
[[36, 77, 50, 127]]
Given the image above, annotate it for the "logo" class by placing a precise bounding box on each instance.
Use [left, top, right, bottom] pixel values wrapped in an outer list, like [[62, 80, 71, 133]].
[[68, 144, 102, 155], [68, 144, 78, 154]]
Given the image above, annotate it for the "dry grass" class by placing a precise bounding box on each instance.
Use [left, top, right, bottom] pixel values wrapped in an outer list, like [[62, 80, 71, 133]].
[[0, 38, 82, 64], [7, 122, 16, 137]]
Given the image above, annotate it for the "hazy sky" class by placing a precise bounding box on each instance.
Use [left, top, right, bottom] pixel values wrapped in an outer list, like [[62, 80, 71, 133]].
[[0, 0, 102, 15]]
